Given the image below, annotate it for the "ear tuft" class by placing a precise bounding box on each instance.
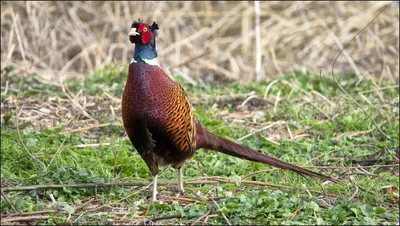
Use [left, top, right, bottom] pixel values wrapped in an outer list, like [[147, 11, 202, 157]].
[[132, 18, 143, 28], [151, 21, 159, 30]]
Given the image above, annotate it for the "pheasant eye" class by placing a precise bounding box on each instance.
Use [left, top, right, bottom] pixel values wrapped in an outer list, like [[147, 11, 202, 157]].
[[143, 27, 148, 32]]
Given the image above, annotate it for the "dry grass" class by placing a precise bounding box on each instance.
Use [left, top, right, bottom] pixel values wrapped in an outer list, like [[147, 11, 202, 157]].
[[1, 1, 399, 83]]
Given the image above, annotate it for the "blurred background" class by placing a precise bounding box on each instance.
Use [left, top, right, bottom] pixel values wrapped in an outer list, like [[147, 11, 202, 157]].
[[1, 1, 399, 83]]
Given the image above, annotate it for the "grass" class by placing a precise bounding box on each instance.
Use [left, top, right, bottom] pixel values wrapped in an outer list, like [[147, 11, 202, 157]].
[[1, 63, 399, 225]]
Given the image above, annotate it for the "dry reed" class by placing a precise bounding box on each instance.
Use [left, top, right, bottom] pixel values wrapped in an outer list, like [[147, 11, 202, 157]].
[[1, 1, 398, 83]]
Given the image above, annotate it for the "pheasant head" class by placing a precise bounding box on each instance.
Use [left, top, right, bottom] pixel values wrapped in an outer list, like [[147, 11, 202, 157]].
[[128, 19, 160, 65]]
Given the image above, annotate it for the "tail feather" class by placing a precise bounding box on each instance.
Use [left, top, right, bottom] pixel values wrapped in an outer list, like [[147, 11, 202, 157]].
[[198, 128, 339, 183]]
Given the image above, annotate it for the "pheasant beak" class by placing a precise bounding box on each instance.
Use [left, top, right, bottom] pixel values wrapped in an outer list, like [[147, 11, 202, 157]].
[[129, 27, 139, 36]]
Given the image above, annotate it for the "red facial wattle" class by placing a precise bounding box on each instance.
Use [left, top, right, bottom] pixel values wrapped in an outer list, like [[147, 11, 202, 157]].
[[138, 24, 151, 44], [142, 32, 151, 44]]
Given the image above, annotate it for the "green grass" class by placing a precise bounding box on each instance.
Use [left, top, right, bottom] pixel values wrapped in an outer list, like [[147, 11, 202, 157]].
[[1, 64, 399, 224]]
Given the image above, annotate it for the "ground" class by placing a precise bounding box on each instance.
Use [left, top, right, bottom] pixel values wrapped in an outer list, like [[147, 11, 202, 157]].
[[1, 64, 399, 225]]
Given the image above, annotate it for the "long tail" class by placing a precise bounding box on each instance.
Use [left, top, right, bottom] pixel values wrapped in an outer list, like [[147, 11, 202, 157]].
[[196, 126, 339, 183]]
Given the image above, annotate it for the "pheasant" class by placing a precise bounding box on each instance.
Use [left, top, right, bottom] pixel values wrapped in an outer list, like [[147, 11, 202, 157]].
[[122, 20, 338, 202]]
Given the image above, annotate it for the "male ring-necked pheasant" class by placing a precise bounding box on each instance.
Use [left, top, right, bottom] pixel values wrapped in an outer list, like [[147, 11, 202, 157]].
[[122, 19, 338, 201]]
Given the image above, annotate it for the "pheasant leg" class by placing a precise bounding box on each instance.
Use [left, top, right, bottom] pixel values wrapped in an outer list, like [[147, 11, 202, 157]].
[[152, 175, 158, 202], [178, 167, 185, 193]]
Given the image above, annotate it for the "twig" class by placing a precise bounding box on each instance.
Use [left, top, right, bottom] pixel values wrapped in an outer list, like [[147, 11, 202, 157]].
[[330, 2, 394, 141], [1, 177, 301, 193], [13, 46, 46, 170], [68, 122, 122, 133], [1, 79, 9, 95], [159, 195, 197, 203], [263, 79, 279, 99], [270, 45, 285, 77], [303, 164, 398, 169], [273, 91, 281, 114], [358, 85, 399, 94], [68, 122, 121, 133], [74, 198, 95, 211], [311, 90, 336, 107], [49, 193, 57, 204], [240, 95, 258, 107], [2, 210, 57, 217], [303, 144, 376, 166], [349, 176, 375, 196], [60, 83, 94, 121], [319, 70, 347, 100], [292, 128, 306, 137], [261, 136, 281, 145], [211, 199, 231, 225], [349, 183, 359, 201], [1, 86, 19, 94], [191, 209, 211, 226], [335, 129, 374, 139], [1, 182, 151, 192], [82, 209, 130, 217], [384, 145, 399, 162], [203, 214, 218, 225], [289, 207, 302, 221], [304, 97, 332, 121], [286, 123, 293, 139], [188, 189, 213, 225], [356, 165, 372, 175], [241, 168, 277, 180], [144, 214, 184, 224], [189, 189, 208, 204], [241, 180, 293, 190], [1, 190, 17, 213], [238, 120, 286, 141], [159, 165, 172, 178], [1, 216, 51, 222], [303, 184, 313, 198]]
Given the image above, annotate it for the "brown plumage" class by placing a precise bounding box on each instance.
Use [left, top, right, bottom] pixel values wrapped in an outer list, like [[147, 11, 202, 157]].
[[122, 20, 339, 201]]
